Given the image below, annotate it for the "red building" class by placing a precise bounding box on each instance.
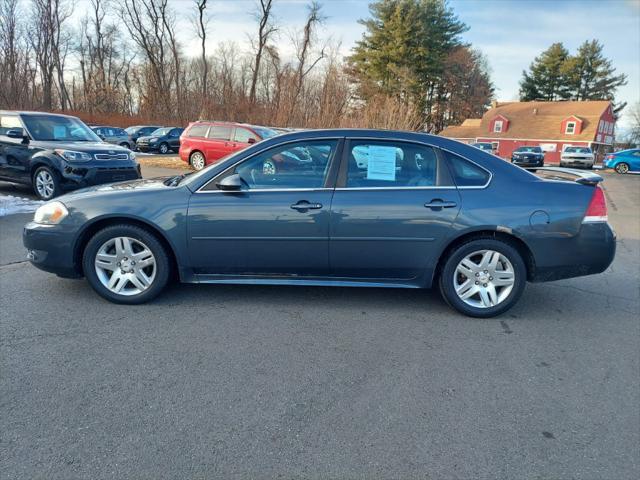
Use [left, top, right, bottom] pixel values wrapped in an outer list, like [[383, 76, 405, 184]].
[[440, 100, 616, 164]]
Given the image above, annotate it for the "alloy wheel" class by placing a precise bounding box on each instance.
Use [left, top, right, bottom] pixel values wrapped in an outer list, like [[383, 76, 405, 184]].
[[615, 163, 629, 174], [453, 249, 515, 309], [159, 143, 169, 154], [191, 152, 206, 170], [35, 170, 55, 199], [94, 236, 156, 296]]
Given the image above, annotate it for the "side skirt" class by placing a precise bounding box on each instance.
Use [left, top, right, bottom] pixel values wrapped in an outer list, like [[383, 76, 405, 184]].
[[190, 274, 423, 289]]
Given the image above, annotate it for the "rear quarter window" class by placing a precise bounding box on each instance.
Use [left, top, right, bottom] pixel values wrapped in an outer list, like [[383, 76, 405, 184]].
[[444, 151, 491, 187], [187, 125, 209, 137]]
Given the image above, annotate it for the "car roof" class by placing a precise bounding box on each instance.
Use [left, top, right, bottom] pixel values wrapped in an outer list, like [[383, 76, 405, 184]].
[[0, 110, 80, 119]]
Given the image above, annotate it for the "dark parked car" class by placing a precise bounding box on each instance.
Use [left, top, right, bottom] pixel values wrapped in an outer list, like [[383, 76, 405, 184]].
[[0, 111, 140, 200], [511, 146, 544, 167], [23, 129, 615, 317], [136, 127, 183, 154], [125, 125, 161, 147]]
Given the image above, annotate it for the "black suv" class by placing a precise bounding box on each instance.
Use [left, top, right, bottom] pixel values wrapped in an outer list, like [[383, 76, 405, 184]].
[[136, 127, 183, 154], [0, 111, 141, 200], [124, 125, 162, 148]]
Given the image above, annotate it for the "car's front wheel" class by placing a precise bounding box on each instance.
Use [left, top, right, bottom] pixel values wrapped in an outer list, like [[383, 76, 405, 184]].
[[119, 142, 131, 149], [159, 142, 169, 154], [82, 224, 171, 304], [615, 162, 629, 174], [439, 238, 526, 318], [190, 151, 206, 171], [33, 166, 61, 200]]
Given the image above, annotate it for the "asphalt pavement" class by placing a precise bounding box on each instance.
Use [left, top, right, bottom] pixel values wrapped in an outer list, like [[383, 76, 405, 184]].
[[1, 169, 638, 479]]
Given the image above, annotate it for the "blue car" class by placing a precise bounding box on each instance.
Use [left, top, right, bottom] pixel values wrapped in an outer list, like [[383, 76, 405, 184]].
[[23, 129, 616, 318], [604, 149, 640, 174]]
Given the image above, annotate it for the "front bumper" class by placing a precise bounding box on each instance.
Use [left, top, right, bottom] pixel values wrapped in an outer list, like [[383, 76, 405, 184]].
[[137, 143, 159, 152], [59, 163, 141, 190], [530, 222, 616, 282], [560, 157, 594, 167], [23, 221, 81, 278], [512, 157, 544, 167]]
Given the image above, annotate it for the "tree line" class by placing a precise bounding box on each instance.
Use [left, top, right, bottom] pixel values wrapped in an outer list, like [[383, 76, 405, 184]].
[[519, 40, 627, 113], [0, 0, 495, 132]]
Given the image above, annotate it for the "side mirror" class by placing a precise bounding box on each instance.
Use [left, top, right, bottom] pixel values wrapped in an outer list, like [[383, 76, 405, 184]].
[[216, 173, 245, 191], [6, 128, 25, 139], [247, 138, 256, 144]]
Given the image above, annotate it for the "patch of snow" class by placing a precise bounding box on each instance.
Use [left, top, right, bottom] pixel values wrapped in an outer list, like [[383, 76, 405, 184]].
[[0, 195, 44, 217]]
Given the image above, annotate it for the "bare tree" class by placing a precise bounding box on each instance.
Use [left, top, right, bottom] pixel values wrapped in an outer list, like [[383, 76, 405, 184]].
[[0, 0, 35, 108], [286, 1, 326, 124], [193, 0, 210, 101], [249, 0, 277, 104]]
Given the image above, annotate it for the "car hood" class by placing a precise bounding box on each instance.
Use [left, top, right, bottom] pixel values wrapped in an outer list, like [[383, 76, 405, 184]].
[[31, 140, 129, 153], [57, 177, 174, 203]]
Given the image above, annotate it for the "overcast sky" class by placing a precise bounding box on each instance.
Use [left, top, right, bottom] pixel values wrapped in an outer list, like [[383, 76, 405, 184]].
[[72, 0, 640, 130]]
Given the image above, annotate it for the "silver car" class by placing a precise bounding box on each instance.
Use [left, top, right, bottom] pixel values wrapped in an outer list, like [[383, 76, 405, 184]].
[[92, 126, 133, 150], [560, 146, 594, 169]]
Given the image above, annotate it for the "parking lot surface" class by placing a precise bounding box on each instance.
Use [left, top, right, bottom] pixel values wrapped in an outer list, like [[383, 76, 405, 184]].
[[1, 170, 638, 479]]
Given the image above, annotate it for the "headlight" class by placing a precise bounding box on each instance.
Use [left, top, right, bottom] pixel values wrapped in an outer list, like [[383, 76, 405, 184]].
[[34, 201, 68, 224], [129, 151, 136, 160], [55, 149, 92, 162], [149, 137, 158, 143]]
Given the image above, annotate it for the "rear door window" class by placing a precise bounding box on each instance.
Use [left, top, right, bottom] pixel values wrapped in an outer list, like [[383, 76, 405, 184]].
[[207, 126, 232, 141], [345, 140, 438, 188], [443, 151, 491, 187]]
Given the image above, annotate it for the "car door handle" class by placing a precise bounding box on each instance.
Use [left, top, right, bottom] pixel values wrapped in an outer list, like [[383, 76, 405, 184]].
[[424, 199, 457, 210], [290, 201, 323, 211]]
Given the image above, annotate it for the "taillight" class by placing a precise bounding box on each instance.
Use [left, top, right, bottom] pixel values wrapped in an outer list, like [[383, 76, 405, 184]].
[[583, 186, 608, 223]]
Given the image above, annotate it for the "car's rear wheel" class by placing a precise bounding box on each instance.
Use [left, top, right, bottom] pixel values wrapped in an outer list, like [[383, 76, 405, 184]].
[[190, 151, 206, 171], [615, 162, 629, 174], [263, 159, 277, 175], [159, 142, 169, 154], [82, 224, 170, 304], [119, 142, 131, 149], [33, 166, 61, 200], [439, 238, 526, 318]]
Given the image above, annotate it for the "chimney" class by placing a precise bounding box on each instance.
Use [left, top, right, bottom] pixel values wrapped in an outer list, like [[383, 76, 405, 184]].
[[491, 100, 498, 109]]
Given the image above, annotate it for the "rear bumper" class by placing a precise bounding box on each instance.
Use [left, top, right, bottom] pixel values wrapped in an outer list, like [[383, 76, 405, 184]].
[[530, 222, 616, 282]]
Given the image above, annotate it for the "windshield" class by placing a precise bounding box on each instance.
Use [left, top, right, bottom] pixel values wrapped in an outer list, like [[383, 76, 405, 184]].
[[151, 128, 171, 136], [22, 115, 101, 142], [517, 147, 542, 153], [252, 127, 278, 139], [125, 126, 140, 134], [565, 147, 591, 153]]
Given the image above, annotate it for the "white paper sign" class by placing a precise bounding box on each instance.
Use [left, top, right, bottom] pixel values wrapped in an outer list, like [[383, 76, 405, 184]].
[[539, 143, 557, 152], [367, 146, 397, 181]]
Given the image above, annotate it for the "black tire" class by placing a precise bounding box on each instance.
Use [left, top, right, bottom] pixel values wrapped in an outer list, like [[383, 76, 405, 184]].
[[615, 162, 629, 174], [82, 224, 171, 304], [32, 165, 62, 200], [159, 142, 169, 154], [119, 142, 131, 149], [438, 237, 527, 318]]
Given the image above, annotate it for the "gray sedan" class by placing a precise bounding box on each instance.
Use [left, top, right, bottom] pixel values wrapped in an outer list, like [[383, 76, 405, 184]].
[[23, 129, 616, 317], [92, 126, 133, 150]]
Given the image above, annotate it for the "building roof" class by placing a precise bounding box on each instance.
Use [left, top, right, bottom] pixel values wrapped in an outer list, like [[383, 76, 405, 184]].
[[440, 100, 612, 142]]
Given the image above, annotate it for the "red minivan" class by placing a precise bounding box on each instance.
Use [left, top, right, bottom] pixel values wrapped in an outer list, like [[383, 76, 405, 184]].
[[179, 121, 278, 170]]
